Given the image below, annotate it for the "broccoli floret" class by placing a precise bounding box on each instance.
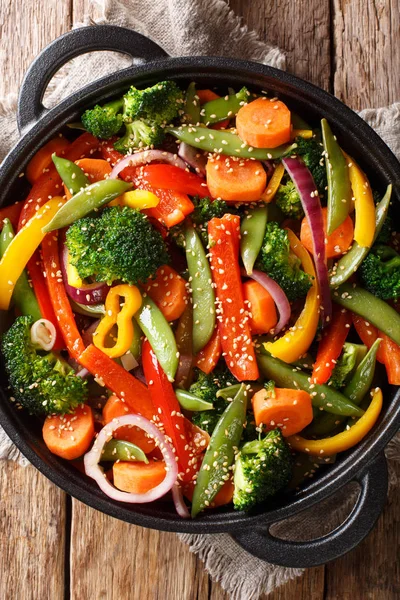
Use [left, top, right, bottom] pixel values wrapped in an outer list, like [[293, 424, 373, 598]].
[[66, 206, 169, 285], [1, 316, 87, 416], [359, 244, 400, 300], [170, 196, 233, 248], [329, 342, 367, 389], [233, 429, 292, 511], [257, 222, 312, 302], [275, 179, 304, 220], [81, 99, 124, 139], [114, 81, 183, 153], [190, 366, 238, 435], [292, 136, 327, 197]]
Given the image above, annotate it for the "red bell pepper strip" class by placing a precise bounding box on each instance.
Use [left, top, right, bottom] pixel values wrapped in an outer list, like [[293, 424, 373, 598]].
[[138, 164, 210, 198], [311, 305, 352, 384], [41, 232, 85, 360], [194, 328, 222, 374], [142, 340, 196, 481], [27, 251, 65, 350], [208, 214, 259, 381], [100, 139, 125, 166], [78, 344, 155, 419], [120, 167, 194, 228], [352, 314, 386, 364], [0, 201, 23, 230], [18, 133, 99, 229]]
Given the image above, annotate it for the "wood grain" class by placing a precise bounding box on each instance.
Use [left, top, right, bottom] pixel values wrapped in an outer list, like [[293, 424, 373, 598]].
[[0, 462, 66, 600]]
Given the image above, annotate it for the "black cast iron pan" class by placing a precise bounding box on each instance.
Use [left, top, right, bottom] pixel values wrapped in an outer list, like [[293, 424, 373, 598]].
[[1, 25, 399, 569]]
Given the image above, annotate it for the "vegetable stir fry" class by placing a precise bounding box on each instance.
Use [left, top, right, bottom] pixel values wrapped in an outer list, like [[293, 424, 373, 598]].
[[0, 80, 398, 518]]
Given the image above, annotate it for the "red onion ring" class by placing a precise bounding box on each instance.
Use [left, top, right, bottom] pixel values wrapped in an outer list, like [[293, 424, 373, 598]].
[[61, 243, 109, 305], [172, 484, 191, 519], [110, 150, 186, 180], [30, 319, 57, 351], [175, 354, 193, 388], [241, 269, 291, 335], [84, 414, 178, 504], [282, 157, 332, 326], [178, 143, 207, 177]]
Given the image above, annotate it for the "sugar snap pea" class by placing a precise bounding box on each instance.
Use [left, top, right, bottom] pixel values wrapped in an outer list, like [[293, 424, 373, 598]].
[[175, 388, 214, 411], [100, 439, 148, 463], [52, 154, 90, 196], [240, 205, 268, 275]]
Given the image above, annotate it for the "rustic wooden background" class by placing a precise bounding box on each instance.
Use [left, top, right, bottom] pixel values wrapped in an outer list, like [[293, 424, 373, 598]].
[[0, 1, 399, 598]]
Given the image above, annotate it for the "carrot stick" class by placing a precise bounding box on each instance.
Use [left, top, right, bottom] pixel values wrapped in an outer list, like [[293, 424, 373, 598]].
[[144, 264, 188, 321], [26, 136, 70, 184], [208, 213, 259, 380], [102, 395, 156, 453], [242, 280, 278, 335], [236, 97, 291, 148], [42, 404, 95, 460], [206, 154, 266, 202], [252, 387, 313, 437], [380, 334, 400, 385], [194, 328, 222, 374], [301, 207, 354, 259], [113, 461, 166, 494], [351, 314, 386, 364], [311, 305, 352, 384]]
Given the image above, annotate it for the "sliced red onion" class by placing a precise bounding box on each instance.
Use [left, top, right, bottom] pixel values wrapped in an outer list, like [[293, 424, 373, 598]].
[[61, 244, 109, 305], [120, 352, 139, 372], [110, 150, 186, 180], [133, 366, 147, 385], [76, 367, 90, 379], [172, 484, 190, 519], [262, 160, 275, 179], [84, 414, 178, 504], [30, 319, 57, 351], [175, 354, 193, 388], [242, 269, 291, 335], [282, 157, 332, 325], [178, 143, 207, 177]]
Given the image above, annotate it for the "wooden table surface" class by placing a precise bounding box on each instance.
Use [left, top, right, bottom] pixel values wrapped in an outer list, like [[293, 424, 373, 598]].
[[0, 1, 399, 598]]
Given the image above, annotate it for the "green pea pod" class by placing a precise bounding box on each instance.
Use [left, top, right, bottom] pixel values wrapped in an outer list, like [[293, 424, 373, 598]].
[[330, 185, 392, 287], [135, 296, 178, 382], [52, 154, 90, 196], [42, 179, 133, 233], [257, 354, 364, 417], [100, 439, 149, 463], [321, 119, 352, 235], [307, 338, 381, 437], [0, 219, 41, 320], [200, 87, 248, 125], [184, 82, 201, 124], [185, 226, 215, 353], [216, 382, 263, 401], [240, 206, 268, 275], [69, 299, 105, 318], [191, 384, 247, 517], [333, 283, 400, 346], [175, 389, 214, 411], [168, 126, 297, 160]]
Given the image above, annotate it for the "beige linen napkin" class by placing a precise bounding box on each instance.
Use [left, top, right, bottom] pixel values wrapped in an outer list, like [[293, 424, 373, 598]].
[[0, 1, 399, 598]]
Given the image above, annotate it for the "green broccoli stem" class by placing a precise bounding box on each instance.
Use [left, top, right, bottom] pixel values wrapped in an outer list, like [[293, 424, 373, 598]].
[[200, 87, 249, 125], [0, 219, 41, 321], [167, 125, 297, 160]]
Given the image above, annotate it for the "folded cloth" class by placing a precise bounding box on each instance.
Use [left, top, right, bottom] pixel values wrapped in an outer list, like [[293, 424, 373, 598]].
[[0, 1, 399, 598]]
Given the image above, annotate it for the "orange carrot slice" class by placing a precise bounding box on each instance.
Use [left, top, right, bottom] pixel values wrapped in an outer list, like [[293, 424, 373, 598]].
[[42, 404, 95, 460], [113, 461, 166, 494], [242, 280, 278, 335], [206, 154, 266, 202], [252, 387, 313, 437], [144, 265, 188, 322], [102, 394, 156, 454], [301, 207, 354, 259], [236, 98, 291, 149]]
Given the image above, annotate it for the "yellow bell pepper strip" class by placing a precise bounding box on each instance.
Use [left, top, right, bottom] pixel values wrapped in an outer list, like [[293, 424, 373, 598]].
[[109, 189, 160, 209], [0, 196, 64, 311], [291, 129, 314, 140], [343, 151, 375, 248], [93, 284, 142, 358], [65, 249, 84, 288], [287, 387, 383, 456], [263, 229, 320, 363], [260, 163, 285, 203]]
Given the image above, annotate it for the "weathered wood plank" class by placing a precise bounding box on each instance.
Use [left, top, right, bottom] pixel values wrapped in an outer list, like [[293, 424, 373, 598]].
[[0, 462, 66, 600], [333, 0, 400, 109], [70, 499, 211, 600], [228, 0, 332, 90], [72, 0, 103, 26], [0, 0, 72, 98]]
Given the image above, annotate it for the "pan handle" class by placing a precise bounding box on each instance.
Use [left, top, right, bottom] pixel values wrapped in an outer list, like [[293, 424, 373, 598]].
[[17, 25, 168, 133], [232, 452, 388, 568]]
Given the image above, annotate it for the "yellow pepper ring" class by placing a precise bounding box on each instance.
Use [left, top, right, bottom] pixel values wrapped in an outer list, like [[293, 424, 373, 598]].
[[263, 228, 320, 364], [287, 388, 383, 456], [342, 151, 375, 249], [0, 196, 65, 311], [93, 284, 142, 358]]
